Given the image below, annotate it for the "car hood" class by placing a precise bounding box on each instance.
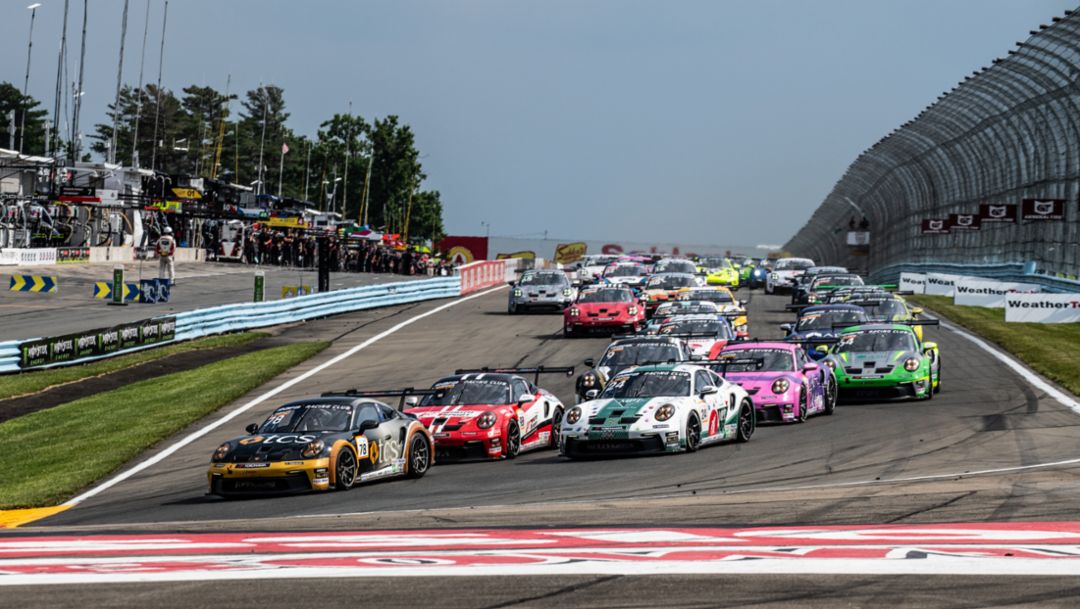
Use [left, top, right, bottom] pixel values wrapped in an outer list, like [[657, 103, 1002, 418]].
[[406, 404, 504, 426], [222, 430, 341, 462], [580, 397, 668, 425], [835, 350, 918, 370]]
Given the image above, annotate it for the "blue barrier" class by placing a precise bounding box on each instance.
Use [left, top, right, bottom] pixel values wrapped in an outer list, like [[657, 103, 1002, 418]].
[[0, 277, 462, 374], [870, 262, 1080, 294]]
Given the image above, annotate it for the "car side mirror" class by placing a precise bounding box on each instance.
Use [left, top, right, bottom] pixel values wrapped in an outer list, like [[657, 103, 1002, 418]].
[[803, 362, 820, 372], [817, 345, 830, 355], [923, 341, 938, 351], [358, 419, 379, 431], [690, 354, 704, 361], [584, 389, 600, 400], [739, 300, 747, 307], [699, 385, 719, 396], [245, 423, 259, 434], [507, 281, 516, 287], [911, 307, 924, 316], [780, 323, 792, 335], [518, 394, 536, 405], [584, 357, 595, 368], [404, 396, 420, 407]]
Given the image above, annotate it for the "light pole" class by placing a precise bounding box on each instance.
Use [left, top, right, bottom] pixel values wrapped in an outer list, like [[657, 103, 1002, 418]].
[[480, 221, 490, 238], [20, 3, 41, 155]]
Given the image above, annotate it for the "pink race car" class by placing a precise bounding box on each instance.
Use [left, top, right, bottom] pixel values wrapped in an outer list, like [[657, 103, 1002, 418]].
[[711, 342, 837, 423]]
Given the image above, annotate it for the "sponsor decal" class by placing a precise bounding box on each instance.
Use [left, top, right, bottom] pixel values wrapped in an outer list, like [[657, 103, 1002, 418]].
[[234, 463, 270, 469], [920, 219, 950, 234], [948, 214, 980, 231], [118, 323, 142, 350], [18, 317, 177, 369], [978, 203, 1017, 223], [239, 436, 265, 445], [313, 477, 329, 485], [1021, 198, 1065, 221]]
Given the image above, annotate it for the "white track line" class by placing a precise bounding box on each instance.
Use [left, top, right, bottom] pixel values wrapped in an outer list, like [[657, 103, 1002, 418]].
[[64, 285, 507, 506], [933, 315, 1080, 416]]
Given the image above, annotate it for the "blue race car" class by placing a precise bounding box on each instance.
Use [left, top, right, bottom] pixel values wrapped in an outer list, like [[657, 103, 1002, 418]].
[[781, 303, 869, 359]]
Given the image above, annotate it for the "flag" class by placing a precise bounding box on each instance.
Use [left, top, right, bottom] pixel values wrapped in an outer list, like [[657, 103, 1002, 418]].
[[281, 142, 290, 155]]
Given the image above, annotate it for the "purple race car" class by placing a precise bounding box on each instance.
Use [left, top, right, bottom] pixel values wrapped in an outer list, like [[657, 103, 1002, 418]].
[[713, 342, 837, 423]]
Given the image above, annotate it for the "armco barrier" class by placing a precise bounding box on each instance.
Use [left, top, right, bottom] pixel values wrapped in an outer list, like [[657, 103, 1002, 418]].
[[0, 277, 461, 374], [458, 260, 507, 295]]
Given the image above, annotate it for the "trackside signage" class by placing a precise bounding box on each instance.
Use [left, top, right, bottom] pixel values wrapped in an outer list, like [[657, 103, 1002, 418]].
[[954, 278, 1040, 308], [19, 316, 176, 369], [925, 273, 968, 297], [899, 272, 926, 294], [1005, 294, 1080, 323]]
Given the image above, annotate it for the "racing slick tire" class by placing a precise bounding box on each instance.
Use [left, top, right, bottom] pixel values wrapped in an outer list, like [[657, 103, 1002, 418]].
[[407, 434, 432, 479], [563, 326, 576, 338], [508, 302, 518, 315], [797, 388, 808, 423], [934, 358, 942, 394], [550, 407, 564, 448], [765, 282, 775, 295], [736, 398, 755, 443], [504, 420, 522, 459], [334, 447, 358, 490], [824, 374, 838, 415], [685, 414, 701, 453]]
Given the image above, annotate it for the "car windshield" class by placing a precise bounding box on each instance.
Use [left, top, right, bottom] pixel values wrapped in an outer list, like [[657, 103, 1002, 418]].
[[797, 309, 867, 331], [422, 379, 512, 405], [519, 273, 566, 286], [776, 259, 813, 271], [656, 302, 718, 317], [814, 275, 863, 288], [604, 265, 644, 277], [660, 320, 732, 338], [678, 290, 734, 304], [584, 256, 618, 267], [858, 300, 908, 321], [719, 349, 795, 372], [599, 343, 684, 368], [654, 260, 698, 274], [698, 257, 728, 268], [259, 404, 354, 433], [601, 370, 692, 398], [647, 275, 695, 289], [836, 329, 916, 353], [578, 289, 633, 303]]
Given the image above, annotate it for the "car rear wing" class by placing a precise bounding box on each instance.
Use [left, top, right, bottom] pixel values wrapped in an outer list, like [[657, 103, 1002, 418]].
[[611, 333, 674, 341], [903, 319, 940, 326], [320, 388, 438, 411], [784, 303, 811, 312], [658, 331, 728, 340], [453, 366, 576, 385]]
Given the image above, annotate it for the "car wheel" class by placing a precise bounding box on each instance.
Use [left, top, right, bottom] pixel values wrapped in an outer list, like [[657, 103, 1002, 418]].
[[736, 399, 754, 442], [563, 326, 575, 338], [824, 374, 837, 415], [549, 408, 563, 448], [797, 388, 808, 423], [407, 434, 431, 478], [508, 302, 517, 315], [685, 414, 701, 452], [334, 447, 358, 490], [934, 357, 942, 393], [504, 420, 521, 459]]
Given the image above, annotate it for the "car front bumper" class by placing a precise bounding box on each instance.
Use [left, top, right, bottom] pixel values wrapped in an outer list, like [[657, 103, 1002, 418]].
[[207, 458, 331, 496]]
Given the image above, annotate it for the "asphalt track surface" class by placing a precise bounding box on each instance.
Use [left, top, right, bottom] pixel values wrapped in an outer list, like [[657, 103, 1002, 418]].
[[9, 288, 1080, 607]]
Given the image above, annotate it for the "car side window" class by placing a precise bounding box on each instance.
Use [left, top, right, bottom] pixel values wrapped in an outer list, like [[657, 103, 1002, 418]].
[[354, 403, 381, 428], [377, 404, 397, 420], [511, 379, 530, 402], [694, 370, 712, 392]]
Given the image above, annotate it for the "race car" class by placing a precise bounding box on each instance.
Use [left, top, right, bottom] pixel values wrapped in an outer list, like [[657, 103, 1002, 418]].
[[781, 303, 870, 359], [560, 362, 755, 457], [600, 261, 648, 288], [766, 257, 815, 294], [824, 285, 894, 304], [715, 343, 836, 423], [208, 393, 434, 496], [641, 273, 700, 316], [790, 266, 849, 304], [847, 294, 927, 339], [405, 367, 573, 459], [573, 254, 620, 285], [656, 314, 736, 359], [737, 259, 769, 289], [508, 269, 576, 313], [703, 258, 740, 288], [575, 335, 691, 402], [652, 258, 702, 276], [644, 300, 723, 333], [798, 273, 865, 306], [822, 322, 941, 401], [675, 287, 749, 338], [564, 286, 645, 336]]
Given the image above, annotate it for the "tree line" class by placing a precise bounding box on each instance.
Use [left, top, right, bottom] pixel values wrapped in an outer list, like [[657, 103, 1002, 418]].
[[0, 81, 444, 242]]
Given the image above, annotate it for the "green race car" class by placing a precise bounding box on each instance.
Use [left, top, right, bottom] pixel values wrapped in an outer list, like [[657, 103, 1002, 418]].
[[822, 322, 940, 401]]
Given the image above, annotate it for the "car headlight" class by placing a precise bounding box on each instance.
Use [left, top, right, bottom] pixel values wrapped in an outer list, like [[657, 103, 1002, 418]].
[[566, 406, 582, 424], [736, 324, 748, 333], [771, 378, 790, 394], [904, 357, 920, 372], [824, 359, 836, 369], [513, 289, 523, 297], [569, 307, 580, 316], [477, 411, 498, 429], [654, 404, 676, 421], [581, 372, 598, 388], [212, 443, 231, 462], [300, 439, 325, 459], [563, 288, 573, 296], [628, 306, 638, 315]]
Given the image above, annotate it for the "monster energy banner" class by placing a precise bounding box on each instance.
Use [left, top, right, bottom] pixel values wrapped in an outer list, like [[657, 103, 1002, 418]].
[[19, 316, 177, 369]]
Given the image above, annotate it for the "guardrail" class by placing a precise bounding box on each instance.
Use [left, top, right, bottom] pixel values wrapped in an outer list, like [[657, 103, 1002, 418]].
[[0, 276, 461, 374], [870, 262, 1080, 294]]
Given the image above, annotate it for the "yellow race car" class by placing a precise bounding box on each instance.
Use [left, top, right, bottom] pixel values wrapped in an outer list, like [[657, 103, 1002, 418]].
[[676, 286, 749, 338], [701, 258, 740, 288]]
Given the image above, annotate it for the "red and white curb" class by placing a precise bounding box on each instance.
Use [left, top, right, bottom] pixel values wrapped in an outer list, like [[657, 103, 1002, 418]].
[[4, 523, 1080, 584]]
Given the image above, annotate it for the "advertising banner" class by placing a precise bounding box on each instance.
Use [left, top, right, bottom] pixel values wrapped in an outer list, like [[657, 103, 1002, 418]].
[[554, 242, 587, 265], [979, 203, 1017, 224], [921, 219, 950, 235], [899, 272, 926, 294], [1021, 198, 1065, 221], [948, 214, 981, 231], [925, 273, 967, 297], [953, 278, 1041, 308], [1006, 294, 1080, 323], [19, 316, 177, 369], [435, 236, 490, 265], [56, 247, 91, 264]]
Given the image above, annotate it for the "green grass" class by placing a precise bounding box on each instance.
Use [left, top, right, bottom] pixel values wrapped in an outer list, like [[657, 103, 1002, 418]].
[[0, 332, 266, 401], [0, 340, 328, 509], [909, 295, 1080, 395]]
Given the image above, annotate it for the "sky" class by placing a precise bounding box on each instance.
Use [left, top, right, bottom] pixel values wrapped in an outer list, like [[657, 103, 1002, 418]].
[[0, 0, 1074, 247]]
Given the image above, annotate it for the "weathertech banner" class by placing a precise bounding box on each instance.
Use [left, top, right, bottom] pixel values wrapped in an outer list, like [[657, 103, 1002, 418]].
[[979, 203, 1017, 223], [899, 272, 926, 294], [925, 272, 968, 297], [948, 214, 980, 231], [954, 278, 1040, 308], [1021, 198, 1065, 221], [1006, 293, 1080, 323], [920, 219, 950, 234]]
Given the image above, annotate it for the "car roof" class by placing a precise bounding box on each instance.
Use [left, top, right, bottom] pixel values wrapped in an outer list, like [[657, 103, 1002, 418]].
[[838, 323, 913, 333], [609, 336, 682, 347], [801, 303, 866, 314], [617, 363, 696, 374], [435, 373, 518, 384], [724, 341, 796, 351]]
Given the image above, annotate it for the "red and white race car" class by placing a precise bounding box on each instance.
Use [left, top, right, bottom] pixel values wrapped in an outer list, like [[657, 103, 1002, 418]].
[[564, 286, 645, 337], [405, 367, 574, 460]]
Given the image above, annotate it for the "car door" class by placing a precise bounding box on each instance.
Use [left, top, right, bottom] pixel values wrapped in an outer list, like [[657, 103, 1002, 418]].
[[352, 402, 385, 479], [693, 369, 722, 440], [511, 377, 543, 442], [794, 349, 823, 412]]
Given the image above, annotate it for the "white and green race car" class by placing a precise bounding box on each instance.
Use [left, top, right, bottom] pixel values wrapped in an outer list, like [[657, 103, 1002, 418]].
[[560, 362, 755, 458]]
